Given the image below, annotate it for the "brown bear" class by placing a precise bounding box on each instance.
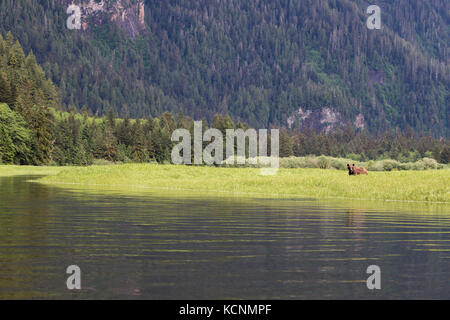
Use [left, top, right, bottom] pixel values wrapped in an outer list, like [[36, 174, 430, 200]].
[[351, 163, 368, 175], [347, 163, 354, 175]]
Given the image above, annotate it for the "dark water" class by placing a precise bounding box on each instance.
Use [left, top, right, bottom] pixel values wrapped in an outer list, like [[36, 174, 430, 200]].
[[0, 175, 450, 299]]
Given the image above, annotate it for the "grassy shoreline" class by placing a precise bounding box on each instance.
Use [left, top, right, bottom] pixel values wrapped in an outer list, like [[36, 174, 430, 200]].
[[16, 164, 448, 203], [1, 164, 448, 203], [0, 165, 65, 177]]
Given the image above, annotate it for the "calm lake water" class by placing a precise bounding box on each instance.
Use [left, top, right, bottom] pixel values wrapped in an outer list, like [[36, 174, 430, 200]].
[[0, 175, 450, 299]]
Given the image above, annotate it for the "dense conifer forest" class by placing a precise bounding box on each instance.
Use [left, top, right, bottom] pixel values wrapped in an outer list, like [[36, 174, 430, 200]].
[[0, 33, 450, 165], [0, 1, 449, 166], [0, 0, 448, 136], [0, 33, 449, 166]]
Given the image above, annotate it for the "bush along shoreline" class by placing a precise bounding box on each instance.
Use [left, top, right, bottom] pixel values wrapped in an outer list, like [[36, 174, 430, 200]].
[[218, 156, 447, 171], [17, 155, 446, 172]]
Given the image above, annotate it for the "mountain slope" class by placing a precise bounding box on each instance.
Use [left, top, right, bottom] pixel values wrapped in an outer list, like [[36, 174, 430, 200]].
[[0, 0, 448, 136]]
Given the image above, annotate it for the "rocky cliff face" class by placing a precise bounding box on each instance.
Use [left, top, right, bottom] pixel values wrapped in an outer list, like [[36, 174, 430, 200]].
[[287, 107, 366, 133], [62, 0, 146, 38]]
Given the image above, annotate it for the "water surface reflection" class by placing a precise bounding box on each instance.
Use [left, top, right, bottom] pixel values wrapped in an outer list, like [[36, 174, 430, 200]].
[[0, 175, 449, 299]]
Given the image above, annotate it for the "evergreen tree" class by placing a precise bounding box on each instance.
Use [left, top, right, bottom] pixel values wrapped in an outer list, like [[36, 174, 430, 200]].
[[0, 72, 11, 105]]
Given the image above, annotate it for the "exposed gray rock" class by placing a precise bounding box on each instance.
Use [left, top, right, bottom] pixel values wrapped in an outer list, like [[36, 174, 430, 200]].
[[61, 0, 146, 38]]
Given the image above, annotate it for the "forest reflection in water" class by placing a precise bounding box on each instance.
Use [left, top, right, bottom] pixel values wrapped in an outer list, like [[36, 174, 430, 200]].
[[0, 175, 449, 299]]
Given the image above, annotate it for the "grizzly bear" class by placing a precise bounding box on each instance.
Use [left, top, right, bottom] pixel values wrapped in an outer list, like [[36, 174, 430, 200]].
[[350, 163, 368, 175], [347, 163, 354, 175]]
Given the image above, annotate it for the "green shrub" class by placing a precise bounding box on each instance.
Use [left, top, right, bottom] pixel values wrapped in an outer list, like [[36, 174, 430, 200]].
[[421, 157, 438, 169], [381, 159, 400, 171], [330, 158, 347, 170], [92, 159, 115, 166], [317, 156, 331, 169], [346, 153, 362, 162]]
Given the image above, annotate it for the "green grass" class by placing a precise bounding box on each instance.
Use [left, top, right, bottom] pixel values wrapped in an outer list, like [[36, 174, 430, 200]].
[[32, 164, 450, 203], [0, 165, 64, 177]]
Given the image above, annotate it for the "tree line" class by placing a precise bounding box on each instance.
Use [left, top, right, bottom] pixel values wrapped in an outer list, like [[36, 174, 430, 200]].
[[0, 31, 448, 166], [0, 0, 448, 136], [2, 103, 449, 166]]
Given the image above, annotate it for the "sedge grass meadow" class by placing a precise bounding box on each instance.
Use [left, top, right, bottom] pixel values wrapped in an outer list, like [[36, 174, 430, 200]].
[[0, 165, 65, 177], [20, 164, 449, 203]]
